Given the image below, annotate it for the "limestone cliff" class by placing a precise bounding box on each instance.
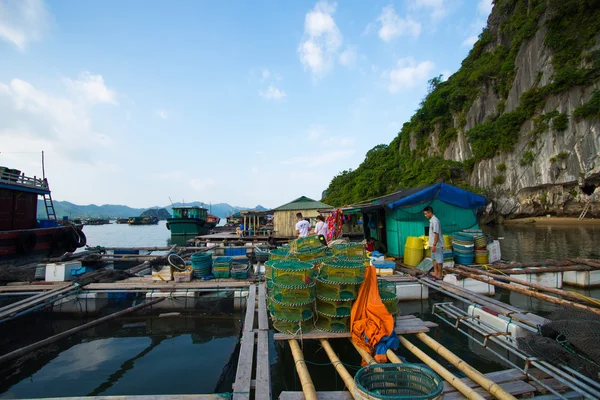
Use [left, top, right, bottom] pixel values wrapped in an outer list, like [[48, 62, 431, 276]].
[[324, 0, 600, 219]]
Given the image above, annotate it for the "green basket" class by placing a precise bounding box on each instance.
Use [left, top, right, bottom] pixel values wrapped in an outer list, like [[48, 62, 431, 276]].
[[289, 235, 324, 253], [316, 278, 359, 301], [231, 263, 249, 279], [319, 260, 365, 285], [314, 311, 350, 333], [213, 271, 230, 279], [316, 297, 353, 317], [271, 281, 315, 305], [331, 242, 365, 258], [273, 319, 313, 334], [354, 363, 443, 400], [271, 260, 315, 288], [268, 300, 314, 322]]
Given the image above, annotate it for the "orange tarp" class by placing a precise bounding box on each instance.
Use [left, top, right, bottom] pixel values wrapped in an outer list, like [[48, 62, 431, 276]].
[[350, 265, 394, 362]]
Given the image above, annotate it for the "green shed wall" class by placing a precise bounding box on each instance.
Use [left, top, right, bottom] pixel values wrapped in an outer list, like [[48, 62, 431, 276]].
[[385, 199, 480, 257]]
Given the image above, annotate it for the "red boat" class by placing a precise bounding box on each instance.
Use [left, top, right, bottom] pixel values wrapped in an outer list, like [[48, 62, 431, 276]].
[[0, 167, 86, 265], [205, 214, 220, 229]]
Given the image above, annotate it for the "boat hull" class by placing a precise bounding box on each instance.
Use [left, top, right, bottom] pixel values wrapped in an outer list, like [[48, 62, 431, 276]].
[[0, 225, 86, 265], [166, 218, 210, 236]]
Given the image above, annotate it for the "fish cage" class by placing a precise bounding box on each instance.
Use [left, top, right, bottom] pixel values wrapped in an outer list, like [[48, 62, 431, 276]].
[[330, 242, 365, 258], [354, 363, 443, 400], [382, 298, 400, 316], [378, 280, 396, 300], [319, 260, 365, 285], [271, 260, 315, 287], [314, 311, 351, 333], [334, 255, 370, 267], [273, 318, 313, 335], [270, 281, 315, 305], [316, 297, 353, 318], [316, 278, 360, 301], [289, 235, 324, 253], [295, 246, 328, 262], [269, 247, 293, 261], [268, 299, 314, 322]]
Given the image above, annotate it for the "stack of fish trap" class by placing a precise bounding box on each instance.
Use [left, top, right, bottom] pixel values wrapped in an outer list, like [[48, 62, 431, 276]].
[[378, 280, 399, 316], [452, 232, 475, 265], [212, 256, 232, 279], [190, 252, 213, 279]]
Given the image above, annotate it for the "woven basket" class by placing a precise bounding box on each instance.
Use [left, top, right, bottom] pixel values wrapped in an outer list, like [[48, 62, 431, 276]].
[[354, 363, 443, 400]]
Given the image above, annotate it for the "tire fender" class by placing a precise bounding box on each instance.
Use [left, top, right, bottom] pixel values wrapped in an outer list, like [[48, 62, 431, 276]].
[[17, 231, 37, 253]]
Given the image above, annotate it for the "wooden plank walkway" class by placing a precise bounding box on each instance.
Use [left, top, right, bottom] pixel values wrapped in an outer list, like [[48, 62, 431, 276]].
[[273, 315, 437, 340], [27, 396, 226, 400], [233, 282, 271, 400], [0, 280, 252, 293]]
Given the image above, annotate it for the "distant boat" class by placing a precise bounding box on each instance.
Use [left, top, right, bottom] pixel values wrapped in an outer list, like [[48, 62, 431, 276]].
[[206, 214, 220, 229], [166, 206, 210, 236], [0, 166, 87, 265], [84, 218, 111, 225], [116, 218, 129, 224], [128, 216, 159, 225]]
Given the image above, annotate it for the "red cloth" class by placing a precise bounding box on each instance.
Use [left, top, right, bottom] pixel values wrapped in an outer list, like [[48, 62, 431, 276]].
[[365, 242, 374, 252]]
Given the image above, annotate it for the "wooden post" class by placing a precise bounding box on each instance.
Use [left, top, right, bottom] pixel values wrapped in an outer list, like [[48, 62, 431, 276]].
[[415, 333, 518, 400], [244, 216, 247, 235], [320, 339, 358, 398], [447, 268, 600, 315], [350, 339, 376, 365], [393, 338, 487, 400], [455, 265, 600, 307], [288, 339, 318, 400], [0, 298, 164, 365]]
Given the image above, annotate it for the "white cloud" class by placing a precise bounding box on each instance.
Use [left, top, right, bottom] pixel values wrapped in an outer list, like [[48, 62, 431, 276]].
[[339, 46, 358, 67], [155, 109, 169, 119], [410, 0, 447, 22], [478, 0, 493, 16], [386, 57, 435, 93], [0, 0, 51, 50], [65, 72, 118, 105], [377, 5, 421, 42], [298, 1, 343, 77], [259, 85, 287, 100]]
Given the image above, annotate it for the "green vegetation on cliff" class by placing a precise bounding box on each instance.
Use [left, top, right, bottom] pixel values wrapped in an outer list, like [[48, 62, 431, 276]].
[[323, 0, 600, 207]]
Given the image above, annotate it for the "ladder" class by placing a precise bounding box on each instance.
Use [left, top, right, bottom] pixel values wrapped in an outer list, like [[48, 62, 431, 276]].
[[43, 178, 57, 221], [578, 200, 591, 221]]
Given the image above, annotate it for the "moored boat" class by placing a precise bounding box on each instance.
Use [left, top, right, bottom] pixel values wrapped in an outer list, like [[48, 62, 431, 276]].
[[166, 206, 210, 236], [0, 167, 87, 265], [128, 216, 159, 225], [116, 218, 129, 224], [205, 214, 220, 229]]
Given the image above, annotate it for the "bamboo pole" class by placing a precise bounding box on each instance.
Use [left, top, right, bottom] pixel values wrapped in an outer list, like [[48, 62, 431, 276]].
[[415, 333, 518, 400], [350, 340, 376, 365], [320, 339, 358, 398], [483, 265, 591, 274], [448, 268, 600, 316], [288, 339, 318, 400], [455, 265, 600, 307], [567, 258, 600, 268], [393, 338, 487, 400], [0, 298, 165, 364]]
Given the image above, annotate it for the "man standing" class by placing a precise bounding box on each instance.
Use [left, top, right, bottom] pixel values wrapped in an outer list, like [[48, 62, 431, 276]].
[[295, 212, 310, 238], [423, 206, 443, 280]]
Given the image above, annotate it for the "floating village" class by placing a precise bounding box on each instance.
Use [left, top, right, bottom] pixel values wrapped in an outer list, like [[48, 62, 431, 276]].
[[0, 164, 599, 400]]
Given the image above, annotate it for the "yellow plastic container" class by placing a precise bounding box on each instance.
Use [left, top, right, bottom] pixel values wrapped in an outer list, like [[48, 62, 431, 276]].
[[403, 246, 423, 266], [424, 248, 431, 258], [405, 236, 423, 248], [444, 235, 453, 248]]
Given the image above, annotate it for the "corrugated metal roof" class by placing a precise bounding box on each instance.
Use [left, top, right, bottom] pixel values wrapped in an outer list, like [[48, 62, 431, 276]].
[[273, 196, 333, 211]]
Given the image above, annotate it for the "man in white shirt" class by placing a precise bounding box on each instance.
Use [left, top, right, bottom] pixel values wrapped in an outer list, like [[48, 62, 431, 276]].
[[295, 213, 310, 237], [424, 206, 443, 280]]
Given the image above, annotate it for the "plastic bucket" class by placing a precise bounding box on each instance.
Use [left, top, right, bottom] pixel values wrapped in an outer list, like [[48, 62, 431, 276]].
[[403, 246, 424, 267], [443, 235, 453, 248], [405, 236, 423, 248]]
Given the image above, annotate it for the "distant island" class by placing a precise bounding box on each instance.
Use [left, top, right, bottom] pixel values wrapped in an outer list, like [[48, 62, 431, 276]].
[[38, 200, 268, 220]]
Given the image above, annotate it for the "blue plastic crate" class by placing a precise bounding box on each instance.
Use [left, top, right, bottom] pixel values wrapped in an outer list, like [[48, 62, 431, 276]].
[[372, 260, 396, 269], [224, 247, 246, 256]]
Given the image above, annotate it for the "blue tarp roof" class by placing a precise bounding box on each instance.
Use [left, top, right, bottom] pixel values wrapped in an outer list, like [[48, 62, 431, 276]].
[[386, 183, 486, 210]]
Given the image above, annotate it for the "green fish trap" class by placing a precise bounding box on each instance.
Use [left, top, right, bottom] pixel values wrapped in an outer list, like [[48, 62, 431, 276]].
[[272, 319, 313, 335], [330, 242, 365, 258], [271, 260, 315, 288], [316, 278, 359, 301], [319, 260, 365, 285], [289, 235, 324, 253], [268, 300, 314, 322], [316, 297, 353, 318], [294, 246, 328, 262], [268, 247, 293, 261], [270, 281, 315, 305], [314, 312, 351, 333]]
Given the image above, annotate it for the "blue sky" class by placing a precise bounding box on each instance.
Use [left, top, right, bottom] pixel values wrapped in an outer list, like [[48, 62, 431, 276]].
[[0, 0, 492, 209]]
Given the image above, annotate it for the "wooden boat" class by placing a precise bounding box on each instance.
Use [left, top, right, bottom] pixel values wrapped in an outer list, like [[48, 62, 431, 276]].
[[128, 216, 159, 225], [83, 218, 111, 225], [166, 206, 210, 236], [205, 214, 220, 229], [0, 167, 86, 265], [116, 218, 129, 224]]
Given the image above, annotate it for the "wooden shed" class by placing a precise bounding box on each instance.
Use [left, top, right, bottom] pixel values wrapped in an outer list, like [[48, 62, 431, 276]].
[[273, 196, 333, 237]]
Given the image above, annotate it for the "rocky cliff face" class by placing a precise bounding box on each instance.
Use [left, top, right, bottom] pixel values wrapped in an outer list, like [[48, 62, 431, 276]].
[[420, 4, 600, 219]]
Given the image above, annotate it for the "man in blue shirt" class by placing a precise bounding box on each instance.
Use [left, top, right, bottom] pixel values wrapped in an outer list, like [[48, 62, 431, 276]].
[[424, 206, 443, 280]]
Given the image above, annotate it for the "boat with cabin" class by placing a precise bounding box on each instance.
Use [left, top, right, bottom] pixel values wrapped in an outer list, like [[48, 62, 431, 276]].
[[0, 166, 87, 265], [205, 214, 220, 229], [166, 206, 211, 236], [128, 216, 159, 225]]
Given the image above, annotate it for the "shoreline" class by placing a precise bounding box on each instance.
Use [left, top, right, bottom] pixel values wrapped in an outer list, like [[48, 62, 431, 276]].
[[503, 216, 600, 225]]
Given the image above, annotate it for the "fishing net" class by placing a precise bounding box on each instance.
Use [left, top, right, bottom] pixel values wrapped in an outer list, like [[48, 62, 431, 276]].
[[517, 307, 600, 379], [316, 298, 353, 318], [330, 242, 365, 258], [314, 312, 351, 333], [319, 260, 365, 285], [270, 281, 315, 305], [270, 260, 315, 287], [316, 278, 359, 301]]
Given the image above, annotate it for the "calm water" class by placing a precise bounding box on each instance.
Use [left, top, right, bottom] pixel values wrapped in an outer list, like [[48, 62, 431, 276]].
[[1, 222, 599, 398]]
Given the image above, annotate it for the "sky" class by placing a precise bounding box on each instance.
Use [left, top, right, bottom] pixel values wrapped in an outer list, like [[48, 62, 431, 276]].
[[0, 0, 493, 209]]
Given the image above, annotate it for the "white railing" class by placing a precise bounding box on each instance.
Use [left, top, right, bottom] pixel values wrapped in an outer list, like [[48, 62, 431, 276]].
[[0, 170, 49, 190]]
